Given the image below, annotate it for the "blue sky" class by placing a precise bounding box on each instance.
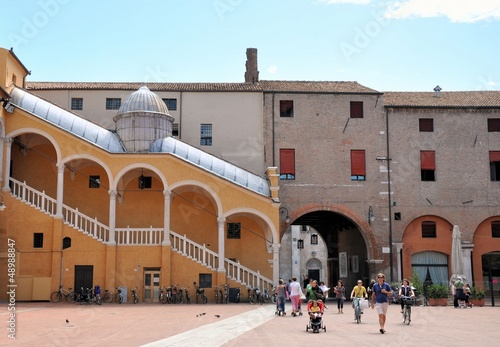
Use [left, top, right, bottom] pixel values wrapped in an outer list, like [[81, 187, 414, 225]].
[[1, 0, 499, 91]]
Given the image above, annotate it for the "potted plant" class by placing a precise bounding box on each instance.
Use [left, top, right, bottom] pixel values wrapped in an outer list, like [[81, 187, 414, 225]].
[[470, 287, 485, 307], [426, 284, 450, 306]]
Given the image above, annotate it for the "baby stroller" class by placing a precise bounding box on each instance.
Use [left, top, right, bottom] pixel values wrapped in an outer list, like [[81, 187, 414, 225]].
[[306, 300, 326, 333]]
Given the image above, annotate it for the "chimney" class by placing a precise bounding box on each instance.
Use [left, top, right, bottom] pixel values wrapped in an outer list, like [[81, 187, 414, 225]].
[[244, 48, 259, 83], [433, 85, 442, 97]]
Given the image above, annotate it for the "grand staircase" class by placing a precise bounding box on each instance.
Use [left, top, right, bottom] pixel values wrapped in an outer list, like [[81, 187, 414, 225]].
[[8, 177, 273, 290]]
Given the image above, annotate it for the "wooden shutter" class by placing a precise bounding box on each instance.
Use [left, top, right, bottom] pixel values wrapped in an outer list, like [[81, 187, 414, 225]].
[[419, 118, 434, 132], [420, 151, 435, 170], [351, 150, 366, 175], [488, 119, 500, 132], [280, 149, 295, 175], [350, 101, 363, 118], [490, 151, 500, 162]]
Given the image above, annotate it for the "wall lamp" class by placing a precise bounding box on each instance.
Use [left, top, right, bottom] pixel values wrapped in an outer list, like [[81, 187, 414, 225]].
[[368, 206, 375, 225], [1, 98, 15, 113], [0, 193, 6, 211], [279, 207, 291, 223]]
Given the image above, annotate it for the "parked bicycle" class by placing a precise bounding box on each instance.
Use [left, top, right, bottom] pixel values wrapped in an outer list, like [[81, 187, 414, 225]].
[[159, 286, 167, 304], [214, 286, 220, 304], [223, 284, 229, 304], [193, 282, 208, 304], [74, 287, 93, 305], [102, 289, 114, 303], [185, 287, 191, 304], [262, 288, 271, 304], [50, 286, 75, 303], [400, 295, 415, 325], [131, 288, 139, 304], [248, 286, 262, 304], [115, 287, 123, 304]]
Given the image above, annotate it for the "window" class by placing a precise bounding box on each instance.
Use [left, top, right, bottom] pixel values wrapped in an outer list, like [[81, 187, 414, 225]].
[[162, 98, 177, 110], [89, 175, 100, 188], [350, 101, 363, 118], [279, 149, 295, 180], [351, 150, 366, 181], [106, 98, 121, 110], [421, 221, 436, 238], [420, 151, 435, 181], [71, 98, 83, 110], [199, 274, 212, 288], [490, 151, 500, 181], [488, 119, 500, 132], [227, 223, 241, 239], [394, 212, 401, 221], [492, 221, 500, 238], [419, 118, 433, 132], [34, 233, 44, 248], [200, 124, 212, 146], [280, 100, 294, 117], [62, 237, 72, 249], [172, 123, 179, 137]]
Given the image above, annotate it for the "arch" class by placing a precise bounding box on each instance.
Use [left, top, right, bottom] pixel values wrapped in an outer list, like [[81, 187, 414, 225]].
[[6, 127, 62, 164], [289, 203, 376, 260], [223, 207, 279, 245], [113, 163, 168, 191], [170, 180, 223, 217], [62, 153, 114, 187]]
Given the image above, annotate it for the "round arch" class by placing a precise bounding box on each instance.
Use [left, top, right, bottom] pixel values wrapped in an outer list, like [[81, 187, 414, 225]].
[[170, 180, 223, 217], [7, 127, 62, 164], [113, 162, 168, 191]]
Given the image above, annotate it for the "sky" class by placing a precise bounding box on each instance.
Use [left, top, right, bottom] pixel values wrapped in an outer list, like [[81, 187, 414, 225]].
[[1, 0, 499, 92]]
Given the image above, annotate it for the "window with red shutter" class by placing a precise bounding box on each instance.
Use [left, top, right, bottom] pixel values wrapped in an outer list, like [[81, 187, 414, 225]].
[[490, 151, 500, 181], [350, 101, 363, 118], [419, 118, 434, 132], [280, 149, 295, 180], [351, 150, 366, 181], [420, 151, 435, 181]]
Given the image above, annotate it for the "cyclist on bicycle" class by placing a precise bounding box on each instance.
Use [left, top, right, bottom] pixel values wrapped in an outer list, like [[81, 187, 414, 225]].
[[398, 279, 415, 313], [350, 279, 368, 320]]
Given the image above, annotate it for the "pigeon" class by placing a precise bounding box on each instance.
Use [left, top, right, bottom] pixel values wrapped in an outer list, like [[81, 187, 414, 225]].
[[214, 315, 220, 318], [201, 313, 206, 315], [66, 319, 69, 323], [196, 315, 199, 317]]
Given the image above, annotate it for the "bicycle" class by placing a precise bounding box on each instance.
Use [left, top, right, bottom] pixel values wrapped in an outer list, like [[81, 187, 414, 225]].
[[193, 282, 208, 304], [131, 288, 139, 304], [214, 286, 220, 304], [115, 287, 123, 304], [351, 297, 366, 324], [50, 286, 75, 303], [102, 289, 114, 303], [400, 295, 415, 325]]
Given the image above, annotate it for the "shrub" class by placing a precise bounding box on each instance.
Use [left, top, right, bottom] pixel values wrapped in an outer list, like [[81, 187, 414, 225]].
[[427, 284, 449, 298], [471, 287, 485, 299]]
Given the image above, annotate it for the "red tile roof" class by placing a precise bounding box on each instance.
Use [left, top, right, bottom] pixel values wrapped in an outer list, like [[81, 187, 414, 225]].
[[384, 91, 500, 108]]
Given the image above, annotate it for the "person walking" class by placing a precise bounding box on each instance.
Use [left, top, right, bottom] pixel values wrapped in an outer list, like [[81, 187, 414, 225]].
[[334, 280, 346, 314], [275, 279, 287, 315], [289, 277, 302, 316], [371, 272, 393, 334]]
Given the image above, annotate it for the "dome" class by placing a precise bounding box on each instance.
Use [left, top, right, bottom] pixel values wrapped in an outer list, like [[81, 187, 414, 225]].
[[115, 85, 169, 116]]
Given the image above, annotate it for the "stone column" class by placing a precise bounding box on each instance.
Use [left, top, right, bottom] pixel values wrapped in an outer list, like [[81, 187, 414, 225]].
[[162, 189, 171, 246], [217, 217, 226, 273], [55, 164, 64, 219], [108, 190, 117, 244], [2, 138, 12, 191]]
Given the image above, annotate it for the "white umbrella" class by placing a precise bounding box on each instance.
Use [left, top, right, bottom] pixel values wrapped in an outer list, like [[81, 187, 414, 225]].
[[450, 225, 465, 286]]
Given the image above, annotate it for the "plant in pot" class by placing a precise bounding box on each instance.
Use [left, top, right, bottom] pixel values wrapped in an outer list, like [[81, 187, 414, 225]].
[[470, 287, 485, 307], [426, 284, 449, 306]]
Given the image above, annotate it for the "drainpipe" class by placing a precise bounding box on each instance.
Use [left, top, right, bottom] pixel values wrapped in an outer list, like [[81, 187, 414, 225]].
[[386, 108, 394, 282], [272, 93, 276, 166]]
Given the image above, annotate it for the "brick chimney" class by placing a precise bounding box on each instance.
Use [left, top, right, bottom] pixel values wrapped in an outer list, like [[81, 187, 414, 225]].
[[244, 48, 259, 83]]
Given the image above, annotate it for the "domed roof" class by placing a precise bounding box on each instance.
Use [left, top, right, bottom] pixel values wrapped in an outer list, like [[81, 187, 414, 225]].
[[116, 85, 169, 115]]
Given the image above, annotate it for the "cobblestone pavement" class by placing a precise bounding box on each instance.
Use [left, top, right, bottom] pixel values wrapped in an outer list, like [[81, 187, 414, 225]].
[[1, 301, 498, 346]]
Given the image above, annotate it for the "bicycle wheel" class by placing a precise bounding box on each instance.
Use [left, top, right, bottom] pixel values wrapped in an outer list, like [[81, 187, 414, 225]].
[[356, 306, 361, 324], [102, 292, 113, 303], [215, 291, 218, 304], [50, 291, 62, 303], [203, 295, 208, 304], [404, 306, 411, 325], [118, 295, 123, 304], [66, 292, 75, 303]]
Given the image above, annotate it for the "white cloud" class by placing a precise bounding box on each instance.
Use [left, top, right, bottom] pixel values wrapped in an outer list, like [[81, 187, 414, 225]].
[[384, 0, 500, 23], [267, 65, 278, 74], [318, 0, 370, 4]]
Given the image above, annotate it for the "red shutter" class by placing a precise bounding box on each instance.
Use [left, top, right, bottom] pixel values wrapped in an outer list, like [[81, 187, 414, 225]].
[[420, 151, 435, 170], [351, 150, 366, 175], [280, 149, 295, 175], [350, 102, 363, 118], [490, 151, 500, 162]]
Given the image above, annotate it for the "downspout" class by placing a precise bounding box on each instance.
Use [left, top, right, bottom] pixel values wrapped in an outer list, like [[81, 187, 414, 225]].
[[179, 91, 183, 139], [272, 93, 276, 166], [386, 108, 394, 282]]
